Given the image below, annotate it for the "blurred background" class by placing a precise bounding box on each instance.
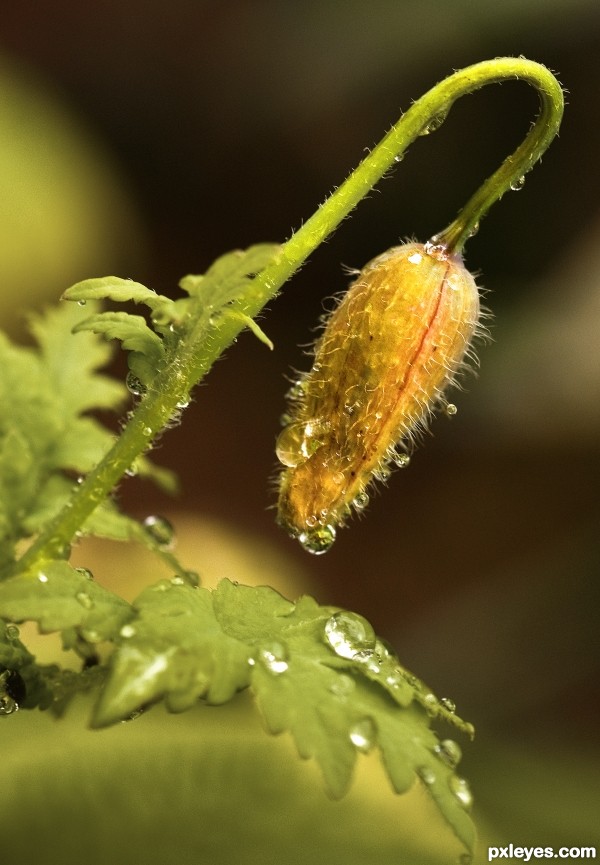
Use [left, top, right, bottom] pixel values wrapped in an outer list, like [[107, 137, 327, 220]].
[[1, 0, 599, 861]]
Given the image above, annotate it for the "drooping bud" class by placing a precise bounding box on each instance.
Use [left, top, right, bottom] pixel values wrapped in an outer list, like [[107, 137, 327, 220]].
[[276, 241, 484, 554]]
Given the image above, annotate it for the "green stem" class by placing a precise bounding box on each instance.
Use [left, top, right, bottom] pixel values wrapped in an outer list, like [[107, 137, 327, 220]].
[[12, 57, 563, 576]]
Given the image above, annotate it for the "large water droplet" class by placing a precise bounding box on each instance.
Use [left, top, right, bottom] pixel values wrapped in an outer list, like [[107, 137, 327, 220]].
[[276, 418, 329, 468], [77, 299, 87, 307], [126, 371, 147, 397], [440, 696, 456, 713], [435, 739, 462, 769], [298, 523, 336, 555], [510, 174, 526, 191], [445, 403, 458, 417], [258, 641, 289, 675], [324, 611, 376, 659], [448, 775, 473, 810], [349, 718, 376, 753], [75, 567, 94, 581], [143, 515, 175, 549]]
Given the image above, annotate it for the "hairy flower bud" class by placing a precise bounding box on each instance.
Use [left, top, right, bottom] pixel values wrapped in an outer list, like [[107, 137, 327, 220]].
[[276, 241, 484, 554]]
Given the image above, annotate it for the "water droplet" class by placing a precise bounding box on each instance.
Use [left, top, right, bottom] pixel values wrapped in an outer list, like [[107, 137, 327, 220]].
[[419, 106, 450, 135], [120, 624, 136, 639], [422, 692, 439, 715], [77, 299, 87, 307], [329, 674, 355, 698], [417, 765, 436, 786], [258, 641, 289, 675], [298, 523, 336, 555], [324, 611, 376, 659], [0, 669, 26, 709], [143, 515, 175, 549], [448, 775, 473, 810], [38, 572, 48, 583], [75, 567, 94, 581], [76, 592, 94, 610], [181, 569, 200, 587], [510, 174, 526, 191], [286, 380, 306, 401], [445, 403, 458, 417], [126, 371, 147, 397], [435, 739, 462, 769], [440, 696, 456, 713], [176, 397, 190, 410], [305, 514, 318, 528], [392, 452, 411, 468], [385, 669, 404, 689], [276, 418, 329, 468], [0, 694, 19, 715], [122, 708, 145, 723], [349, 718, 376, 753], [5, 624, 20, 641], [393, 154, 404, 163], [352, 490, 370, 511]]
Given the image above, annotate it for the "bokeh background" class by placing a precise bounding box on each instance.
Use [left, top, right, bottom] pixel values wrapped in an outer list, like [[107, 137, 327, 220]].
[[1, 1, 599, 862]]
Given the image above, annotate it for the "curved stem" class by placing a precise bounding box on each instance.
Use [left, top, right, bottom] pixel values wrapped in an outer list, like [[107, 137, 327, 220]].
[[12, 58, 563, 576]]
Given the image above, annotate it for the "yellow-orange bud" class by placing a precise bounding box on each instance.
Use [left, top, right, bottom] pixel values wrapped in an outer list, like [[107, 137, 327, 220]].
[[276, 241, 483, 554]]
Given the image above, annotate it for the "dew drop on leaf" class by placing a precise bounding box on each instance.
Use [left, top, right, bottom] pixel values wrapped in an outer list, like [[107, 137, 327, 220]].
[[323, 611, 376, 659], [349, 718, 376, 753], [417, 766, 436, 786], [445, 403, 458, 417], [0, 694, 19, 715], [510, 174, 526, 191], [258, 641, 289, 675], [448, 775, 474, 810], [143, 515, 175, 549], [440, 696, 456, 713], [434, 739, 463, 769]]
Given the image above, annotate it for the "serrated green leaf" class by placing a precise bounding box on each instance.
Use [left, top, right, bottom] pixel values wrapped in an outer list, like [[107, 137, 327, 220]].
[[63, 276, 176, 319], [0, 303, 126, 551], [212, 580, 475, 852], [94, 582, 252, 726], [73, 311, 165, 385], [0, 560, 132, 641], [178, 243, 280, 310]]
